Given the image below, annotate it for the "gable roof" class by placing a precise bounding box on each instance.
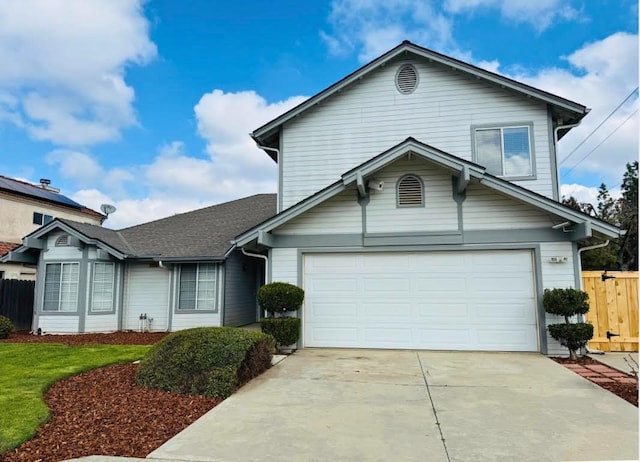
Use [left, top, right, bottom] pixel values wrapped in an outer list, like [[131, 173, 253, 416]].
[[4, 194, 277, 262], [235, 138, 621, 245], [0, 175, 105, 220], [252, 41, 588, 159]]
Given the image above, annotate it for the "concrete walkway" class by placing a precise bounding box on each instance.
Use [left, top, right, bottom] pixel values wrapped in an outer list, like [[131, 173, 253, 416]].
[[144, 349, 637, 462], [588, 351, 638, 375]]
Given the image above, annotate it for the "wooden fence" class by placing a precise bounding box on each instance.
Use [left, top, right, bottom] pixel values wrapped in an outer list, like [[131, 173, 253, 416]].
[[583, 271, 638, 352], [0, 279, 35, 331]]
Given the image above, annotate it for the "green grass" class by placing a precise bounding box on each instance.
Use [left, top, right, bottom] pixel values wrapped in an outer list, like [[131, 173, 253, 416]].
[[0, 343, 151, 454]]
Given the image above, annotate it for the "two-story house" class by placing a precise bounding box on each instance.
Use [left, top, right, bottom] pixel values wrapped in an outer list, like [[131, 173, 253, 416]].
[[3, 42, 620, 356], [0, 176, 105, 280], [234, 41, 621, 355]]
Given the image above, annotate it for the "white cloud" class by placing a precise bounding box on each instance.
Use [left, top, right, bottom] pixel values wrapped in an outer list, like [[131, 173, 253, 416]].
[[0, 0, 156, 145], [320, 0, 457, 63], [58, 91, 307, 228], [511, 32, 639, 184], [443, 0, 580, 31], [45, 149, 134, 195], [194, 90, 307, 173], [561, 183, 621, 207]]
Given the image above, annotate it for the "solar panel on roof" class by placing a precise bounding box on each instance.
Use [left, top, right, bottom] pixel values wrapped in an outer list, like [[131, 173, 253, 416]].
[[0, 177, 83, 209]]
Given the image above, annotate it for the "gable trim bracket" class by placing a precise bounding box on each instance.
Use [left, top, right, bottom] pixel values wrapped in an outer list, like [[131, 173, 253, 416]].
[[456, 165, 471, 194], [355, 171, 367, 198], [573, 221, 593, 240]]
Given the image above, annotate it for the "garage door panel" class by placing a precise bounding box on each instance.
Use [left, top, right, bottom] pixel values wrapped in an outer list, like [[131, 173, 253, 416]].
[[364, 303, 410, 317], [304, 250, 538, 351], [415, 276, 467, 292], [306, 275, 358, 292], [416, 303, 468, 318], [363, 276, 409, 292], [417, 328, 471, 346], [309, 327, 358, 343], [309, 302, 356, 318], [364, 327, 412, 344]]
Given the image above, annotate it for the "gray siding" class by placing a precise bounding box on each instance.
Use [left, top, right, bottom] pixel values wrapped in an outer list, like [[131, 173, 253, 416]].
[[281, 56, 553, 208], [224, 250, 261, 326]]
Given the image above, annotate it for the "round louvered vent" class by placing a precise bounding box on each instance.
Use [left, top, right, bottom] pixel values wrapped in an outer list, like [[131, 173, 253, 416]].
[[395, 64, 419, 94]]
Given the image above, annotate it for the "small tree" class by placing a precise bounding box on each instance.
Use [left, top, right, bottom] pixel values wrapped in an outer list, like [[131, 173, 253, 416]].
[[543, 288, 593, 360], [258, 282, 304, 351]]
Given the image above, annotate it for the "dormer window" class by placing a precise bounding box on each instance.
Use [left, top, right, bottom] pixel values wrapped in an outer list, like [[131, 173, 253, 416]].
[[55, 235, 69, 247], [474, 125, 533, 178], [397, 174, 424, 207]]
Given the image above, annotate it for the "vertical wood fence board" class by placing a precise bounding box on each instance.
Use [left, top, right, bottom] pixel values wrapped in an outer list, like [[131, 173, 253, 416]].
[[583, 271, 638, 352]]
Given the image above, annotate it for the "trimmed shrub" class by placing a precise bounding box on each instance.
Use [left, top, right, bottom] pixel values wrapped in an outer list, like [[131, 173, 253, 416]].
[[0, 315, 14, 339], [547, 323, 594, 355], [260, 317, 301, 348], [135, 327, 275, 399], [257, 282, 304, 315], [543, 288, 590, 321], [543, 288, 593, 360]]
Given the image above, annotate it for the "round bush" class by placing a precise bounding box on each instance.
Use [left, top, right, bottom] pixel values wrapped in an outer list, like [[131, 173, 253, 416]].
[[135, 327, 275, 399], [0, 315, 14, 339], [260, 317, 301, 347], [258, 282, 304, 315], [543, 288, 590, 319], [548, 322, 594, 355]]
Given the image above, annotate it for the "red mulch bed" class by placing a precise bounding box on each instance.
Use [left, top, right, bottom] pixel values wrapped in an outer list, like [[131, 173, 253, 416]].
[[1, 332, 220, 462], [552, 356, 638, 407], [0, 330, 169, 346]]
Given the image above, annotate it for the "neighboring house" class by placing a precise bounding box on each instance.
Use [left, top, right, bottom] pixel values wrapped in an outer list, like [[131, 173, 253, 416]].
[[0, 176, 105, 280], [234, 41, 622, 355], [3, 194, 275, 334]]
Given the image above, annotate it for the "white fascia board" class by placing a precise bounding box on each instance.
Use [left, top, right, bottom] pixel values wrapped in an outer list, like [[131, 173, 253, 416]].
[[480, 177, 622, 238], [235, 182, 347, 246]]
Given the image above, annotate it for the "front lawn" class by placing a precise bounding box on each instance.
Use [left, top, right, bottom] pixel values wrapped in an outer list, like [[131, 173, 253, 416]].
[[0, 343, 150, 454]]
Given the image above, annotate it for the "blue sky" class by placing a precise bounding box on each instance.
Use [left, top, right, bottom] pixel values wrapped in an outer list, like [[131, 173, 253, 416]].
[[0, 0, 637, 228]]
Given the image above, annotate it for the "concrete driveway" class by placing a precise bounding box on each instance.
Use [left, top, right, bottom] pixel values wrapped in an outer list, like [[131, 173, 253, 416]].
[[149, 350, 638, 462]]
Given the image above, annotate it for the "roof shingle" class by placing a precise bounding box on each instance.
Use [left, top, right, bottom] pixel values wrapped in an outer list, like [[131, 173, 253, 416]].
[[59, 194, 276, 259]]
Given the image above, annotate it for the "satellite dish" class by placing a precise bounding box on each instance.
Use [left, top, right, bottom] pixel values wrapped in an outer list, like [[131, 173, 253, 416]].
[[100, 204, 117, 216]]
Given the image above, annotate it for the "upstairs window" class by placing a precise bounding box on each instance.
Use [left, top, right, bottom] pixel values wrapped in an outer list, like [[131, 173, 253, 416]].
[[178, 263, 217, 311], [474, 126, 532, 177], [397, 174, 424, 207], [43, 262, 79, 312], [33, 212, 53, 225]]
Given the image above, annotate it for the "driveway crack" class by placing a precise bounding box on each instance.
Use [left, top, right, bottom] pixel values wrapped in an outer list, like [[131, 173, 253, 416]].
[[417, 353, 451, 462]]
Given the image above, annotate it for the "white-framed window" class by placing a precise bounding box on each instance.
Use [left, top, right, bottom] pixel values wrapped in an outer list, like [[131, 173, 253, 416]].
[[178, 263, 217, 311], [91, 262, 115, 312], [43, 262, 79, 312], [397, 174, 424, 207], [474, 126, 532, 177]]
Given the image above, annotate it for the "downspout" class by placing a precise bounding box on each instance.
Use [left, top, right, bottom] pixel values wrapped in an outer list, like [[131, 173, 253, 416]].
[[241, 247, 269, 319], [577, 240, 610, 355], [553, 121, 581, 200]]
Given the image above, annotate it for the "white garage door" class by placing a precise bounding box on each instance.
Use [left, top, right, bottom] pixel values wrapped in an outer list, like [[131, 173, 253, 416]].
[[303, 251, 538, 351]]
